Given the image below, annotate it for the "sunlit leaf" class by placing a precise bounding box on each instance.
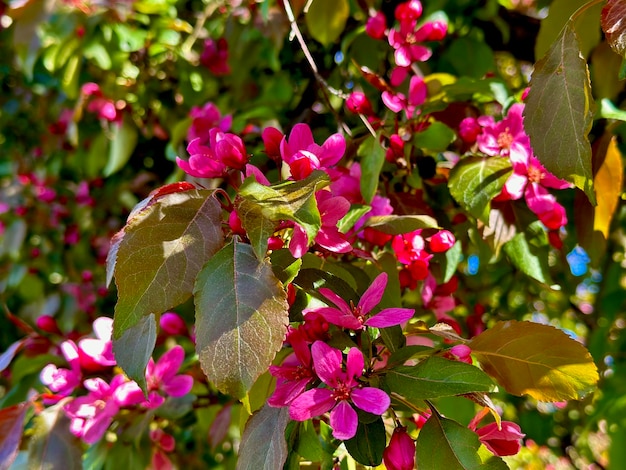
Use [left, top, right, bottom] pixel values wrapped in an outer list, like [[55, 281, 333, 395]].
[[364, 214, 439, 234], [0, 402, 30, 469], [358, 135, 386, 204], [235, 195, 278, 260], [236, 405, 290, 470], [238, 171, 329, 251], [194, 239, 289, 398], [503, 229, 552, 286], [384, 356, 495, 400], [104, 118, 138, 177], [469, 320, 599, 401], [416, 412, 507, 470], [112, 190, 224, 339], [305, 0, 349, 46], [448, 156, 512, 224], [524, 22, 595, 203], [28, 401, 82, 470], [0, 339, 26, 373], [602, 0, 626, 58], [413, 121, 456, 152], [112, 313, 157, 393]]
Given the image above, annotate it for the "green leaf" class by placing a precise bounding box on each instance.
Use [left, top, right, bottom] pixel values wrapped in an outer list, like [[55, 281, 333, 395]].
[[441, 36, 495, 79], [503, 229, 552, 285], [112, 313, 157, 393], [413, 122, 457, 152], [469, 320, 599, 401], [603, 0, 626, 58], [305, 0, 349, 46], [416, 413, 508, 470], [104, 118, 138, 177], [524, 22, 596, 204], [112, 190, 224, 338], [0, 402, 30, 468], [194, 239, 289, 398], [235, 195, 278, 259], [384, 356, 495, 400], [294, 268, 358, 305], [358, 136, 386, 204], [442, 240, 462, 283], [236, 405, 290, 470], [238, 171, 329, 250], [270, 249, 302, 285], [364, 214, 440, 234], [448, 156, 512, 223], [28, 402, 83, 470], [344, 417, 385, 466]]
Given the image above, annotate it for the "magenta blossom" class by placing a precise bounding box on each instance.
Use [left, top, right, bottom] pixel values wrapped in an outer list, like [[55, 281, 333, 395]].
[[476, 422, 525, 457], [388, 16, 432, 68], [145, 345, 194, 408], [187, 102, 232, 144], [200, 38, 230, 75], [268, 329, 315, 407], [177, 129, 247, 178], [64, 375, 145, 444], [40, 340, 82, 399], [280, 123, 346, 180], [304, 272, 414, 330], [289, 191, 352, 258], [289, 341, 390, 440], [77, 316, 116, 371], [476, 103, 531, 166], [365, 11, 387, 40]]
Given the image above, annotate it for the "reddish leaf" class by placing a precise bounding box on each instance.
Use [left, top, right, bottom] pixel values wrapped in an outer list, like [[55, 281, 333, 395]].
[[0, 339, 27, 373], [208, 403, 232, 451], [602, 0, 626, 58], [0, 402, 31, 470]]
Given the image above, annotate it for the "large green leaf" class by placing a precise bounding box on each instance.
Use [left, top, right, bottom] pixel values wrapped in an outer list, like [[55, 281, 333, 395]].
[[469, 320, 599, 401], [416, 412, 507, 470], [237, 405, 290, 470], [305, 0, 349, 46], [237, 171, 329, 255], [602, 0, 626, 58], [344, 417, 385, 466], [112, 190, 224, 338], [112, 313, 157, 393], [524, 22, 595, 203], [384, 356, 495, 400], [194, 239, 289, 398], [448, 156, 512, 224]]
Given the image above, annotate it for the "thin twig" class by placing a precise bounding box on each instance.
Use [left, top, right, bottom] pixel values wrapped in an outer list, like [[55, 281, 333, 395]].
[[182, 1, 225, 55]]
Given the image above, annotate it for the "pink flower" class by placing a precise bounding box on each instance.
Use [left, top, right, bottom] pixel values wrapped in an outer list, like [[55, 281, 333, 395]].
[[145, 345, 194, 407], [382, 75, 427, 118], [365, 11, 387, 40], [289, 191, 352, 258], [388, 15, 432, 68], [429, 229, 455, 252], [150, 429, 176, 470], [289, 341, 390, 440], [187, 102, 232, 144], [304, 272, 414, 330], [383, 427, 415, 470], [262, 126, 284, 162], [346, 91, 374, 115], [160, 312, 188, 336], [177, 129, 248, 178], [268, 329, 315, 407], [64, 375, 144, 444], [395, 0, 423, 22], [77, 317, 116, 371], [81, 83, 121, 123], [476, 422, 525, 457], [200, 38, 230, 75], [447, 344, 472, 364], [459, 117, 481, 144], [40, 340, 82, 398], [280, 123, 346, 180], [476, 103, 531, 166]]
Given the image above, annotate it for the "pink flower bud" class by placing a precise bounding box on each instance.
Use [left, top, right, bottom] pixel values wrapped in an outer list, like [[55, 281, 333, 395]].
[[476, 422, 524, 456], [395, 0, 422, 22], [36, 315, 62, 335], [383, 427, 415, 470], [346, 92, 374, 115], [160, 312, 187, 336], [449, 344, 472, 364], [228, 210, 246, 237], [416, 20, 447, 41], [365, 11, 387, 40], [262, 126, 284, 162], [429, 229, 456, 252], [459, 117, 481, 144]]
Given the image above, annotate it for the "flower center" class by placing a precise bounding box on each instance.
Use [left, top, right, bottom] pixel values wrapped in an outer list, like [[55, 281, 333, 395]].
[[350, 300, 364, 322], [293, 365, 312, 381], [527, 164, 544, 183], [331, 380, 352, 401], [497, 128, 514, 150]]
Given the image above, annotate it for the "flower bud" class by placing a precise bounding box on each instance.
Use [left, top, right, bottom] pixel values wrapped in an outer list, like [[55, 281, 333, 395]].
[[476, 422, 525, 457], [160, 312, 187, 336], [383, 427, 415, 470], [346, 92, 373, 115], [365, 11, 387, 40], [429, 229, 456, 252]]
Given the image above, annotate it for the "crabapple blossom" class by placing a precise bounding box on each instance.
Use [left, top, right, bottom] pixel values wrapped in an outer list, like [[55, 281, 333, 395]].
[[144, 345, 194, 408], [476, 422, 525, 456], [365, 11, 386, 40], [176, 129, 248, 178], [288, 341, 390, 440], [304, 272, 414, 330], [187, 102, 232, 144], [383, 427, 416, 470], [200, 38, 230, 75]]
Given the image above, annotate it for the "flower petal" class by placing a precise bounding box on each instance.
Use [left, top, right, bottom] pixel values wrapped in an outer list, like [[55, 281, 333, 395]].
[[289, 388, 335, 420], [154, 345, 185, 383], [311, 341, 343, 385], [163, 374, 194, 397], [310, 306, 362, 330], [345, 348, 364, 383], [351, 387, 390, 415], [329, 400, 358, 440], [358, 273, 387, 314], [365, 307, 415, 328], [289, 223, 309, 258]]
